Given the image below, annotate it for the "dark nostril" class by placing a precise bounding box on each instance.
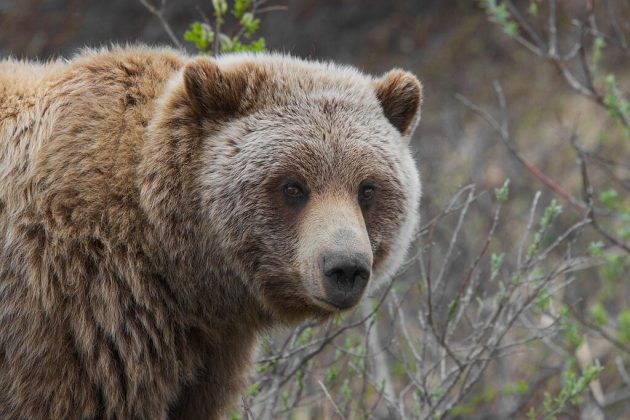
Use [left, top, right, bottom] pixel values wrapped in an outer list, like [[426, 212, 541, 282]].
[[325, 267, 345, 280], [325, 265, 370, 281], [355, 266, 370, 280]]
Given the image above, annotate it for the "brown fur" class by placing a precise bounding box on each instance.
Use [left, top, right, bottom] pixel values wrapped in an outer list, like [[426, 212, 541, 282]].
[[0, 46, 422, 419]]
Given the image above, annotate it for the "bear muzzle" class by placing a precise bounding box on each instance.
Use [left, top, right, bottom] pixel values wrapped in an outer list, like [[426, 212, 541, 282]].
[[297, 197, 373, 311]]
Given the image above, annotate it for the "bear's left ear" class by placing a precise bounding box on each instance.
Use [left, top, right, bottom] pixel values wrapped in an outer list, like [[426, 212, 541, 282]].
[[183, 58, 264, 119], [374, 70, 423, 138]]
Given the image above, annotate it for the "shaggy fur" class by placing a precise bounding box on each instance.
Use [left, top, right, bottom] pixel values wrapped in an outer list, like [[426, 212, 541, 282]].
[[0, 45, 422, 419]]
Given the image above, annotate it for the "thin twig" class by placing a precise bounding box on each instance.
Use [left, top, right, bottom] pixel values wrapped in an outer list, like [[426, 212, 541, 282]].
[[548, 0, 558, 57], [455, 91, 586, 212], [572, 139, 630, 253], [138, 0, 184, 49], [318, 381, 346, 420]]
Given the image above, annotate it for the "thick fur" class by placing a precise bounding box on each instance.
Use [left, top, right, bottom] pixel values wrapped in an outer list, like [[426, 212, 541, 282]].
[[0, 46, 422, 419]]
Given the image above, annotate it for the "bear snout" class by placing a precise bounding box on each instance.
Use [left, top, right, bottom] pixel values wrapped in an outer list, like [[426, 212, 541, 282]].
[[320, 251, 371, 309]]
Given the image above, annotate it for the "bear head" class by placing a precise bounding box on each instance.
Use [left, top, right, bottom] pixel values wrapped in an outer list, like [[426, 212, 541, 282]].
[[143, 54, 422, 323]]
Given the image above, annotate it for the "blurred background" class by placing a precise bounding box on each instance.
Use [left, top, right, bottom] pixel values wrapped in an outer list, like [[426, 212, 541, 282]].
[[2, 1, 630, 418]]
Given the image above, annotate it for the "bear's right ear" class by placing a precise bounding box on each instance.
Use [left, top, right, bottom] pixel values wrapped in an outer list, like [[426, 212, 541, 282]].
[[374, 70, 423, 138], [183, 58, 262, 119]]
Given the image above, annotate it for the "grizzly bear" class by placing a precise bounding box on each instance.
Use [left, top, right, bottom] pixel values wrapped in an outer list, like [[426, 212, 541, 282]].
[[0, 46, 422, 419]]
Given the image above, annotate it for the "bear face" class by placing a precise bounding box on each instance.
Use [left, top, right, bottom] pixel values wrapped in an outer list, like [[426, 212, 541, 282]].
[[145, 55, 422, 323]]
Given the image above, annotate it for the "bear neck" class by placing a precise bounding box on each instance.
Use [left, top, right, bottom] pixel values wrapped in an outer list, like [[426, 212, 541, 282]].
[[137, 71, 274, 332]]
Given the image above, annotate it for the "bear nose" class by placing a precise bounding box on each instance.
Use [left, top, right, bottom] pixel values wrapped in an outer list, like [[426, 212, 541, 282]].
[[321, 252, 371, 309]]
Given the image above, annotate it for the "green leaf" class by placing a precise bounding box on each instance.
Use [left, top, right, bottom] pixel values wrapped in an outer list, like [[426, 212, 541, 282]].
[[183, 21, 214, 53], [494, 178, 510, 204], [541, 200, 562, 230], [212, 0, 228, 16], [233, 0, 253, 18], [618, 310, 630, 343], [503, 381, 529, 396], [592, 37, 605, 66], [504, 22, 518, 37], [447, 296, 460, 320], [490, 253, 505, 281], [560, 307, 583, 348], [341, 380, 353, 399], [589, 241, 605, 258], [247, 381, 261, 396], [535, 288, 551, 311], [599, 188, 619, 210], [240, 12, 261, 37], [591, 303, 608, 327], [326, 367, 339, 384], [296, 327, 313, 346]]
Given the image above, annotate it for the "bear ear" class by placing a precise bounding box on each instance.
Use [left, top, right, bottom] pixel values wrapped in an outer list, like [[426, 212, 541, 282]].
[[183, 58, 262, 118], [374, 70, 423, 138]]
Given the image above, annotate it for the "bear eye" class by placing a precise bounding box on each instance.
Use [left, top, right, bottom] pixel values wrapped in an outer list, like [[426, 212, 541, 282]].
[[282, 180, 307, 203], [359, 183, 376, 205]]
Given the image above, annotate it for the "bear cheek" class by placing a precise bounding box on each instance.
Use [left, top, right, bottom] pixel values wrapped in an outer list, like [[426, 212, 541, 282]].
[[361, 182, 409, 283]]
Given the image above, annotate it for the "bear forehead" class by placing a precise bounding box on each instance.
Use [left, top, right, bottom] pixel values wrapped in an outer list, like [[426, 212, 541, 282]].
[[214, 53, 384, 108], [246, 98, 395, 141], [238, 90, 400, 152], [232, 101, 402, 181], [226, 116, 403, 193]]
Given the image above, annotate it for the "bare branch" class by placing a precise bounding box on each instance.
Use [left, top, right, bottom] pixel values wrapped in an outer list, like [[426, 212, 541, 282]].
[[138, 0, 184, 49], [455, 90, 586, 212]]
